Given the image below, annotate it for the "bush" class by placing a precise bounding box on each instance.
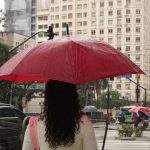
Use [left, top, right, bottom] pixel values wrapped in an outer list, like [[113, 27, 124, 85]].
[[134, 127, 143, 137], [118, 124, 134, 137]]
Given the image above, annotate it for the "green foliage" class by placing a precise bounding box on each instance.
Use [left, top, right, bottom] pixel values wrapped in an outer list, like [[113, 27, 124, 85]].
[[134, 127, 143, 137], [118, 124, 134, 137], [98, 90, 121, 109]]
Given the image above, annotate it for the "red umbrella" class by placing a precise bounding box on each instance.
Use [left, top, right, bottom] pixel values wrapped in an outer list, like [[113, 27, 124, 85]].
[[129, 106, 150, 113], [0, 37, 144, 84]]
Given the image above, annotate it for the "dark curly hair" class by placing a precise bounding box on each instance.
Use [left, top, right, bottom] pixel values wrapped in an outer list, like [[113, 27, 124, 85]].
[[43, 80, 81, 149]]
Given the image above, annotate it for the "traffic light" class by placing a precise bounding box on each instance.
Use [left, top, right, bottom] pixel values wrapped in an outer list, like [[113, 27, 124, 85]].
[[47, 26, 57, 40]]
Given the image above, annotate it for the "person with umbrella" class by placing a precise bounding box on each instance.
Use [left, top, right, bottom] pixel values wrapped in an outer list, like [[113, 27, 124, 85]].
[[22, 80, 98, 150]]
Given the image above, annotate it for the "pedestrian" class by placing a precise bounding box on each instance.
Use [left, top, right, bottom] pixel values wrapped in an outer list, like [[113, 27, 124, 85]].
[[22, 80, 98, 150]]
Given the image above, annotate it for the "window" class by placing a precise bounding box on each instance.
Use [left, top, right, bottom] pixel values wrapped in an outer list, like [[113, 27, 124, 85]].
[[92, 3, 96, 8], [117, 19, 121, 24], [83, 21, 87, 26], [77, 21, 82, 26], [108, 38, 113, 43], [77, 30, 82, 35], [100, 29, 104, 34], [55, 23, 59, 28], [117, 47, 121, 51], [83, 12, 87, 17], [117, 0, 121, 6], [136, 46, 140, 51], [51, 15, 54, 20], [109, 1, 113, 6], [51, 7, 54, 12], [117, 10, 121, 15], [62, 22, 66, 28], [100, 2, 104, 7], [77, 13, 82, 18], [136, 18, 141, 23], [108, 10, 113, 16], [126, 46, 130, 51], [117, 28, 121, 33], [44, 25, 48, 28], [117, 37, 121, 43], [68, 13, 72, 19], [62, 14, 67, 19], [68, 5, 73, 10], [136, 9, 141, 14], [100, 20, 104, 25], [62, 31, 66, 36], [126, 18, 130, 23], [108, 29, 113, 34], [55, 7, 59, 11], [136, 55, 140, 61], [126, 0, 131, 5], [100, 11, 104, 16], [108, 19, 113, 25], [125, 84, 130, 90], [91, 30, 96, 35], [83, 30, 87, 34], [83, 4, 87, 9], [38, 25, 43, 29], [126, 37, 130, 42], [117, 84, 121, 90], [126, 27, 130, 33], [77, 4, 82, 9], [91, 12, 96, 17], [126, 9, 130, 14], [62, 5, 67, 11], [68, 22, 72, 27], [136, 37, 140, 42], [136, 27, 140, 33], [55, 15, 59, 20]]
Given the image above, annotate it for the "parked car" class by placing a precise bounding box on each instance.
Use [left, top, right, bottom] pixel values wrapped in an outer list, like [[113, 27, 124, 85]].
[[0, 103, 26, 150]]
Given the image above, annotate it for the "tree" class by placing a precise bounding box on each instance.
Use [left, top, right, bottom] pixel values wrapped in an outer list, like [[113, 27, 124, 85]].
[[98, 90, 122, 109], [77, 79, 108, 108]]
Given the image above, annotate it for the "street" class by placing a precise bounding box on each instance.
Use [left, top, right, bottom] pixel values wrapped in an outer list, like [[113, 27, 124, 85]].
[[93, 123, 150, 150]]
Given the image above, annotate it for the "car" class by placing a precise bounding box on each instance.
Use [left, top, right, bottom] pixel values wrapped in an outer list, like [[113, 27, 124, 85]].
[[0, 103, 26, 150]]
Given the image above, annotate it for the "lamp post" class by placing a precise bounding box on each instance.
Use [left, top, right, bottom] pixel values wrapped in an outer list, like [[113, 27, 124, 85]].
[[126, 76, 146, 107], [136, 75, 140, 104]]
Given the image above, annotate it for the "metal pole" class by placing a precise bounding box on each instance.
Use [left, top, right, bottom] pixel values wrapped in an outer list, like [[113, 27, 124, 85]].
[[10, 82, 14, 104], [136, 76, 140, 104], [9, 31, 46, 54], [144, 89, 147, 107], [126, 76, 146, 106], [102, 79, 110, 150]]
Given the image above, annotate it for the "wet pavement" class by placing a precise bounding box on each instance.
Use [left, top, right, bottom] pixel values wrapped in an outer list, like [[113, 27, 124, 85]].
[[93, 123, 150, 150]]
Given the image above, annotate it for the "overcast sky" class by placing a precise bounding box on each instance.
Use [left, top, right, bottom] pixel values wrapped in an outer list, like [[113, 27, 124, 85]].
[[0, 0, 4, 10]]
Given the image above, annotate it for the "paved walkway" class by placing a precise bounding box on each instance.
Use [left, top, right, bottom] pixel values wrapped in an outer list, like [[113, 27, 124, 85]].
[[93, 123, 150, 150]]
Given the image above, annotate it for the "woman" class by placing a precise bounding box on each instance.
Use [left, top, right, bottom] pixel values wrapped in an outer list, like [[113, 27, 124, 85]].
[[22, 80, 98, 150]]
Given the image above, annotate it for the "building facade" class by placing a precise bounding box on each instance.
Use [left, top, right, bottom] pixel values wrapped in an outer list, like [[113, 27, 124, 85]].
[[35, 0, 150, 103], [0, 32, 36, 51]]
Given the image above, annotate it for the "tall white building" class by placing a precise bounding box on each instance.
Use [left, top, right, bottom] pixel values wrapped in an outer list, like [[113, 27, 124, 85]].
[[36, 0, 150, 104]]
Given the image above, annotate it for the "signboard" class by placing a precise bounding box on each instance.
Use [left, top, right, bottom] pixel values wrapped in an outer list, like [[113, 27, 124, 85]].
[[116, 74, 132, 78]]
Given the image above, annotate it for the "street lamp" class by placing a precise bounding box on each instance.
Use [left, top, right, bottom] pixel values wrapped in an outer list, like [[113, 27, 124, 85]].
[[136, 75, 140, 104], [126, 76, 147, 107]]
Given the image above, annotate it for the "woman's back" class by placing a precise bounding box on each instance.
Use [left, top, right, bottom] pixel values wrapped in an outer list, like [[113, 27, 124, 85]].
[[22, 115, 98, 150]]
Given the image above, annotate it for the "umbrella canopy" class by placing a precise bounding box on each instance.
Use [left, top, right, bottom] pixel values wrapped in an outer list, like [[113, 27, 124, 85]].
[[129, 106, 150, 113], [0, 37, 144, 84]]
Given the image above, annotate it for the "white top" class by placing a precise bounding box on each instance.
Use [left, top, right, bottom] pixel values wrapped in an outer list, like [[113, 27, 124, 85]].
[[22, 115, 98, 150]]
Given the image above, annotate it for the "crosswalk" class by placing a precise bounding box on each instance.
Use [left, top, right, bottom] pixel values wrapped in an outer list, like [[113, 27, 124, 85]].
[[94, 125, 150, 150], [97, 140, 150, 150]]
